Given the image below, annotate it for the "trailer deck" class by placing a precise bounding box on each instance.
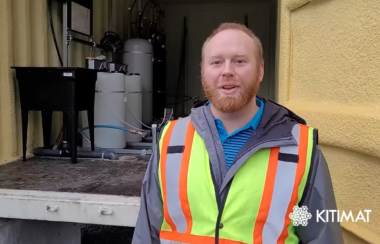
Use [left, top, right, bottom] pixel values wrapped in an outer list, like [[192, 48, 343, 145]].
[[0, 155, 149, 227], [0, 156, 148, 195]]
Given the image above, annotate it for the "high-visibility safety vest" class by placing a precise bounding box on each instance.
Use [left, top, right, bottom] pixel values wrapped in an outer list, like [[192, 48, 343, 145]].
[[157, 116, 315, 244]]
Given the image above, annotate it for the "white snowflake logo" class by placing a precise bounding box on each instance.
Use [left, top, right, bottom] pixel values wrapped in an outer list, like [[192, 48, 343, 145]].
[[289, 206, 312, 226]]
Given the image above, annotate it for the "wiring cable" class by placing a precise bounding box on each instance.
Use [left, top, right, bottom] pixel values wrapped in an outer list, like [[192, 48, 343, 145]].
[[47, 0, 63, 66], [124, 96, 152, 129]]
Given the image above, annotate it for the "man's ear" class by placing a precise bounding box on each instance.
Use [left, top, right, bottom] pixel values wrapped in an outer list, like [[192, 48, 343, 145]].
[[259, 61, 265, 83]]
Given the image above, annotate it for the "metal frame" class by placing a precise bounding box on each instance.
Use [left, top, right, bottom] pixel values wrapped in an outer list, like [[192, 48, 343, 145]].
[[62, 1, 98, 67], [63, 2, 68, 67], [0, 189, 140, 227]]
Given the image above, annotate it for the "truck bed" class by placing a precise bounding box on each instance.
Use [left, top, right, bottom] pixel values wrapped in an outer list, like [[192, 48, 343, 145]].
[[0, 155, 149, 227], [0, 155, 148, 196]]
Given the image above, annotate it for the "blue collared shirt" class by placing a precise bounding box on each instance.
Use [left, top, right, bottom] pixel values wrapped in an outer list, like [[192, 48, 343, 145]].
[[208, 98, 264, 170]]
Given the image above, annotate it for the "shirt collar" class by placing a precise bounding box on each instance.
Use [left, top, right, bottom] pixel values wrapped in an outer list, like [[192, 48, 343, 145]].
[[207, 97, 264, 130]]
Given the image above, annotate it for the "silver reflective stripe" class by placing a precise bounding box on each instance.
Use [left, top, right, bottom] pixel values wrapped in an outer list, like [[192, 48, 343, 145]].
[[262, 124, 301, 243], [160, 239, 183, 244], [165, 117, 191, 233], [95, 90, 125, 93]]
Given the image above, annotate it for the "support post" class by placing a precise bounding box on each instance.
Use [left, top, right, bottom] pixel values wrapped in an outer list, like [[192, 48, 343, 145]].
[[62, 1, 68, 67]]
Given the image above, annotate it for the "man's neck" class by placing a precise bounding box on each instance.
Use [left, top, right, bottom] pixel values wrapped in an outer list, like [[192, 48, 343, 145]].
[[211, 97, 259, 134]]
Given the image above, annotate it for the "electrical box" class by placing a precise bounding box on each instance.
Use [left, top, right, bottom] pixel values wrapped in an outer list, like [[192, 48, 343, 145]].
[[67, 0, 93, 37]]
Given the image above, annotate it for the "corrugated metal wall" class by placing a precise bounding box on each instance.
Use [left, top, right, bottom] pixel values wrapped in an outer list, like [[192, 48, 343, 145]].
[[0, 0, 131, 164]]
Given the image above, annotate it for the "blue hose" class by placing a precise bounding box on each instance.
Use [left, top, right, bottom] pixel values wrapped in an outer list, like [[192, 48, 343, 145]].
[[79, 124, 131, 133]]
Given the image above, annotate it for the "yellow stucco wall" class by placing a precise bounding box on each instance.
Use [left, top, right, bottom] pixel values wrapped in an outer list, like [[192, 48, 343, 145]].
[[278, 0, 380, 243], [0, 0, 130, 164]]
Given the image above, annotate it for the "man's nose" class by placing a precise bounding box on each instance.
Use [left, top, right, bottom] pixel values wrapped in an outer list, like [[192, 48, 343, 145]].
[[222, 61, 235, 77]]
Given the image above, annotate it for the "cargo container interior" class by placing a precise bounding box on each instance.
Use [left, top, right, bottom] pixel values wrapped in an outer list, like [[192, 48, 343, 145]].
[[2, 0, 279, 163], [158, 0, 278, 114]]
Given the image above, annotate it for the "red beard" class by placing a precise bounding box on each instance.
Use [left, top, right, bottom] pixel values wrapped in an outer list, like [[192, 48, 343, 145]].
[[201, 75, 260, 113]]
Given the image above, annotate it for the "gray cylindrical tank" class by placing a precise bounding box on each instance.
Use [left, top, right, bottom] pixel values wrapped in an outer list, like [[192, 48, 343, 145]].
[[123, 38, 153, 125]]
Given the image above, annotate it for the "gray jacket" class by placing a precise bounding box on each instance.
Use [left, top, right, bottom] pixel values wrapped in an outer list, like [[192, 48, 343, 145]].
[[132, 97, 344, 244]]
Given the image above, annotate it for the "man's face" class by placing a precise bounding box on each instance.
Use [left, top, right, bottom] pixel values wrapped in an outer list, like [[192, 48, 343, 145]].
[[201, 29, 264, 113]]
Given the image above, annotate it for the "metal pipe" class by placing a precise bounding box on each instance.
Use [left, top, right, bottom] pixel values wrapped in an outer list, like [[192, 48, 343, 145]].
[[152, 124, 157, 150], [62, 2, 68, 67], [108, 0, 113, 31], [71, 37, 96, 47], [33, 148, 119, 160], [62, 2, 69, 144], [71, 37, 110, 52]]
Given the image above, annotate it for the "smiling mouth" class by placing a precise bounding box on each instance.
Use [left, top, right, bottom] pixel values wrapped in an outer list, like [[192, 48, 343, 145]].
[[221, 85, 239, 90]]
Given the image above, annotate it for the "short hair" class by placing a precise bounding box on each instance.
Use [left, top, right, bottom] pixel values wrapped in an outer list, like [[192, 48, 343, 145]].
[[201, 22, 264, 62]]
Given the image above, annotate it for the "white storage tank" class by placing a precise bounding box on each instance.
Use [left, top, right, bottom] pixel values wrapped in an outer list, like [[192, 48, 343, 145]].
[[82, 72, 126, 149], [124, 73, 143, 143], [123, 38, 153, 125]]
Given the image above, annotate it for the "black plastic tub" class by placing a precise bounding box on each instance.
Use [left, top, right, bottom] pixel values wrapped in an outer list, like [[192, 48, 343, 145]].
[[11, 67, 99, 163]]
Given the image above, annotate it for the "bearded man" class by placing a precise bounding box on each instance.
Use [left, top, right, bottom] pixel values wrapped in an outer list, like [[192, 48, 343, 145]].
[[131, 23, 344, 244]]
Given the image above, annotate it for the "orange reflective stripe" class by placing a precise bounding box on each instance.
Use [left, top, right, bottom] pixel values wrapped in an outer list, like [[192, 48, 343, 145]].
[[160, 231, 249, 244], [253, 147, 280, 244], [160, 120, 178, 232], [277, 124, 309, 243], [179, 121, 195, 233]]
